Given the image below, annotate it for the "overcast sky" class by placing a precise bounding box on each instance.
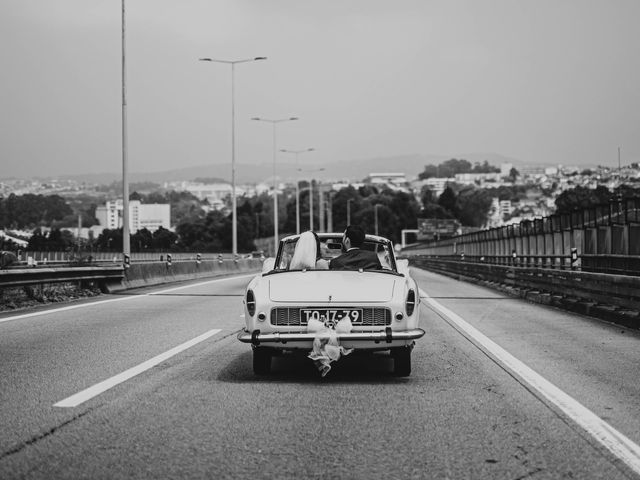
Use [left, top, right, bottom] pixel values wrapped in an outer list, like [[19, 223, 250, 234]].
[[1, 0, 639, 179]]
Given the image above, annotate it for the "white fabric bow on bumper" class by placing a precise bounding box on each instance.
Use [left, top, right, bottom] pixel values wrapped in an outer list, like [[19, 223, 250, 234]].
[[307, 317, 354, 377]]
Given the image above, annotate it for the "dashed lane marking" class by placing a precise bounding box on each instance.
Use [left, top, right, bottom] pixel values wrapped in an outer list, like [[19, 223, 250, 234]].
[[420, 289, 640, 476], [53, 328, 222, 408]]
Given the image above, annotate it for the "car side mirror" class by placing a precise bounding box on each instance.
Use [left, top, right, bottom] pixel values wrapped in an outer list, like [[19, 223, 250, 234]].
[[262, 257, 276, 273]]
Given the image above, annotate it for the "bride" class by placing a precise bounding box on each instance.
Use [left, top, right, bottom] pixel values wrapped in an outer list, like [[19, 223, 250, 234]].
[[289, 231, 329, 270]]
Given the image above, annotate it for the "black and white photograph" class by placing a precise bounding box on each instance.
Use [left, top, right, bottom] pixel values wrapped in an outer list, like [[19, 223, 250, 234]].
[[1, 1, 640, 478]]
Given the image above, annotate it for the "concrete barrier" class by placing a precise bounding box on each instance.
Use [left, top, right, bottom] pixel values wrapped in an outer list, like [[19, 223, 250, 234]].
[[106, 258, 263, 292]]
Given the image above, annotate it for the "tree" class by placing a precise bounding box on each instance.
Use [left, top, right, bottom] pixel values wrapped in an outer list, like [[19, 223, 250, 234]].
[[95, 229, 123, 251], [26, 228, 74, 251], [438, 187, 457, 216], [1, 193, 73, 229], [131, 228, 153, 251], [471, 160, 500, 173], [420, 186, 436, 207], [152, 227, 178, 251], [329, 186, 360, 232], [554, 186, 612, 214], [418, 158, 475, 179], [455, 188, 493, 227]]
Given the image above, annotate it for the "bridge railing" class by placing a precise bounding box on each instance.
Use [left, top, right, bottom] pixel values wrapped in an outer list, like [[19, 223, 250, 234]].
[[404, 196, 640, 276], [409, 256, 640, 314]]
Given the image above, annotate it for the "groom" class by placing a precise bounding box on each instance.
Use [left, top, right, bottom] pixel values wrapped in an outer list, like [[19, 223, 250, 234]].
[[329, 225, 383, 270]]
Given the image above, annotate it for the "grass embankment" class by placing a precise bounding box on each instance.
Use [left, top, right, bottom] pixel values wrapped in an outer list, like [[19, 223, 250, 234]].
[[0, 283, 103, 312]]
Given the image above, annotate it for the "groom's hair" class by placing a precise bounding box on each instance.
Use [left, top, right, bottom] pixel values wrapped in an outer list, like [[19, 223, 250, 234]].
[[345, 225, 365, 248]]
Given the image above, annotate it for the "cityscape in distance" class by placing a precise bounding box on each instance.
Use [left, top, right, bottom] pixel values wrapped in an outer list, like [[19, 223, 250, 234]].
[[1, 150, 639, 254]]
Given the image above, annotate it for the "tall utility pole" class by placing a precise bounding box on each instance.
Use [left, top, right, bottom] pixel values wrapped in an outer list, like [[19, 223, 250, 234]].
[[619, 146, 621, 170], [347, 198, 354, 225], [327, 192, 333, 232], [280, 148, 315, 234], [298, 168, 324, 231], [121, 0, 130, 260], [318, 187, 324, 232]]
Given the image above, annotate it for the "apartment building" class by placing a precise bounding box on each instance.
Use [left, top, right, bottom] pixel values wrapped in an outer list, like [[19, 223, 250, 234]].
[[95, 200, 170, 233]]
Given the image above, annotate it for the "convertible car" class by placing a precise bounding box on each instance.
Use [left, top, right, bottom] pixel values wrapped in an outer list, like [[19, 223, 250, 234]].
[[238, 232, 425, 376]]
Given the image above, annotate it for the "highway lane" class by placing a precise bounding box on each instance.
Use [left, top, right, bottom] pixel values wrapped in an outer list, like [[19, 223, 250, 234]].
[[0, 275, 253, 456], [410, 268, 640, 450], [0, 270, 639, 478]]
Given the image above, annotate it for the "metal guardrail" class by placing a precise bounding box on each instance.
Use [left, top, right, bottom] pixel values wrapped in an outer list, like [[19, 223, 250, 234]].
[[0, 266, 124, 290], [410, 256, 640, 312], [12, 251, 249, 266]]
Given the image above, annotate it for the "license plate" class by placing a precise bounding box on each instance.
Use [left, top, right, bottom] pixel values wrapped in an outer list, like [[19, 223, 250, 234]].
[[301, 308, 362, 324]]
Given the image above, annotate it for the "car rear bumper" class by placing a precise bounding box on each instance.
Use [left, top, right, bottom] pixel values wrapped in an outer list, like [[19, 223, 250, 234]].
[[237, 327, 425, 346]]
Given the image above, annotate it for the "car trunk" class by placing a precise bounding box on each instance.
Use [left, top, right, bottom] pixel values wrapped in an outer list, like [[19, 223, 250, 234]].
[[268, 270, 396, 303]]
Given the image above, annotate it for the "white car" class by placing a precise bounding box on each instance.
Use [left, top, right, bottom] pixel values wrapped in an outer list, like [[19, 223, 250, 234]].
[[238, 233, 425, 376]]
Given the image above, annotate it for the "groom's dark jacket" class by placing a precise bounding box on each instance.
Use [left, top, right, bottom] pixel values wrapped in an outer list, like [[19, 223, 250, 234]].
[[329, 248, 383, 270]]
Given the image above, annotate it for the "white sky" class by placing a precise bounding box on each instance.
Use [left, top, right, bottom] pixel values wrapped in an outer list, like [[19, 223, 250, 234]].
[[1, 0, 639, 178]]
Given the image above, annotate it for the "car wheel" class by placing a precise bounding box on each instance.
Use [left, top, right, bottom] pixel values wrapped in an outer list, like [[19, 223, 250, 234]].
[[392, 347, 411, 377], [253, 347, 272, 375]]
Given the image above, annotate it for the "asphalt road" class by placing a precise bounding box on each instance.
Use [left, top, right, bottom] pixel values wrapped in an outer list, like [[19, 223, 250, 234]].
[[1, 269, 639, 479]]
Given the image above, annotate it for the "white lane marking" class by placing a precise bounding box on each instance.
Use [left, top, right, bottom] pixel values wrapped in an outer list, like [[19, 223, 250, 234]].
[[0, 273, 256, 324], [54, 328, 222, 408], [420, 289, 640, 475]]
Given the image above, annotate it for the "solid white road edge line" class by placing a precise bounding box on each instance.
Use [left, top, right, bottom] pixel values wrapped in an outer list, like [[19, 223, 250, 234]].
[[53, 328, 222, 408], [0, 273, 256, 324], [420, 289, 640, 476]]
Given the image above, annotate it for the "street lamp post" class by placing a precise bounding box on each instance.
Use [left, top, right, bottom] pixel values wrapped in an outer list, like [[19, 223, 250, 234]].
[[374, 204, 381, 236], [280, 148, 315, 234], [298, 168, 325, 231], [347, 198, 354, 226], [121, 0, 130, 261], [252, 117, 299, 252], [199, 56, 266, 258]]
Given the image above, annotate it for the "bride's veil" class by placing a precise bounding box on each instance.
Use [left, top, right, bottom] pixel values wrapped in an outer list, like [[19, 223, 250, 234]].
[[289, 231, 317, 270]]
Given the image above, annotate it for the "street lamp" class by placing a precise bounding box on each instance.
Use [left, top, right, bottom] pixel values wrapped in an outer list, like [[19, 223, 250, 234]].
[[347, 198, 354, 225], [280, 148, 315, 234], [374, 204, 382, 236], [199, 56, 266, 258], [252, 117, 299, 251], [298, 167, 325, 231], [121, 0, 130, 261]]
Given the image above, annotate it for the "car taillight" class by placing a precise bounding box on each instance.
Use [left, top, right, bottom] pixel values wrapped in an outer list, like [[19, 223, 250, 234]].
[[405, 289, 416, 317], [246, 290, 256, 317]]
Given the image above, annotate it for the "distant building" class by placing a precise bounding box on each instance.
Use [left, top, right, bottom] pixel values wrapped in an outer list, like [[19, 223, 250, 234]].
[[164, 181, 244, 205], [366, 172, 409, 191], [95, 200, 170, 233], [499, 200, 513, 217], [421, 177, 451, 197], [367, 172, 407, 184], [454, 172, 501, 185], [519, 166, 545, 176], [500, 163, 513, 177]]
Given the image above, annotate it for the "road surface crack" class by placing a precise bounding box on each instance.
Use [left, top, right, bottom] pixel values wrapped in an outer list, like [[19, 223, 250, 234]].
[[0, 408, 94, 460]]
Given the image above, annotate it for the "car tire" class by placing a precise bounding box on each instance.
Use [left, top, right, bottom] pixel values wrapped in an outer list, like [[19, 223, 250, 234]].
[[253, 347, 272, 375], [392, 347, 411, 377]]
